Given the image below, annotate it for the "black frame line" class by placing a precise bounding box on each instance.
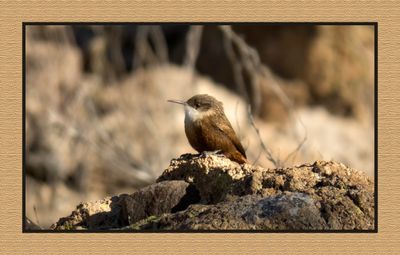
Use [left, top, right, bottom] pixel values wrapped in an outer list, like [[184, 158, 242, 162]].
[[24, 21, 377, 26], [22, 22, 378, 233], [22, 23, 26, 233], [374, 23, 378, 232]]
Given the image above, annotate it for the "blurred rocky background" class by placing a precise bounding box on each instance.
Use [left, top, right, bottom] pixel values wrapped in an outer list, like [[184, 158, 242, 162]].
[[25, 24, 375, 228]]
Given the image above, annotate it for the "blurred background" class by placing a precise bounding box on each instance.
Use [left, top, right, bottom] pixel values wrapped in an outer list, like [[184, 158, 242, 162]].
[[25, 24, 375, 228]]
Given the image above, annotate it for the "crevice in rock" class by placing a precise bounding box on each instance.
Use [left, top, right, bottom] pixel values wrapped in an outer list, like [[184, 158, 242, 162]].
[[319, 205, 330, 226], [171, 184, 201, 213], [314, 181, 325, 189]]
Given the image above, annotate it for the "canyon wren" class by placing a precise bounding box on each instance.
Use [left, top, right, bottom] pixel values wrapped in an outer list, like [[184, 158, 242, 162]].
[[168, 94, 247, 164]]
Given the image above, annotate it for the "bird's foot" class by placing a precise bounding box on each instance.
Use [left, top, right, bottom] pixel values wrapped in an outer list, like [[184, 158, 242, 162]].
[[199, 150, 225, 158]]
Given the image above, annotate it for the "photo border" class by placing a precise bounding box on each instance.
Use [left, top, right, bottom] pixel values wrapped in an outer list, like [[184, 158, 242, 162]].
[[2, 1, 399, 254], [22, 21, 378, 234]]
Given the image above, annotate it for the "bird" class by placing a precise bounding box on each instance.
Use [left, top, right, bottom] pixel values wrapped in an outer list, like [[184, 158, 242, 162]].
[[168, 94, 247, 164]]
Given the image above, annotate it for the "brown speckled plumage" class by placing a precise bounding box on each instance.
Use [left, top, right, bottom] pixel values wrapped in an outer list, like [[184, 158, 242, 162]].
[[171, 94, 247, 164]]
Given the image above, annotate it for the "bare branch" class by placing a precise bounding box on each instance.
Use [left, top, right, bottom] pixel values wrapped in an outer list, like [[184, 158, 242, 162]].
[[220, 25, 295, 114], [282, 115, 308, 165], [150, 26, 169, 64], [133, 26, 157, 68], [33, 205, 40, 228], [183, 25, 203, 88], [223, 34, 249, 102], [220, 25, 308, 167], [247, 105, 280, 168], [47, 93, 156, 186], [184, 25, 203, 70]]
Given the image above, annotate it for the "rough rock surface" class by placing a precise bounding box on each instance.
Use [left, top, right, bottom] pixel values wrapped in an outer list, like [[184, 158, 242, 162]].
[[132, 193, 328, 230], [53, 154, 374, 230], [53, 180, 198, 230], [121, 180, 200, 225], [52, 195, 127, 230]]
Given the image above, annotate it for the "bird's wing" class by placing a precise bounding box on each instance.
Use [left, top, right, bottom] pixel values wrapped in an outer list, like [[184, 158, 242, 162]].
[[211, 115, 247, 158]]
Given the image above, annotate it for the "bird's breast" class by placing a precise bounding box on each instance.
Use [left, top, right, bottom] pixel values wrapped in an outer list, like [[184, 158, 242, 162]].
[[183, 107, 208, 152], [184, 105, 203, 124]]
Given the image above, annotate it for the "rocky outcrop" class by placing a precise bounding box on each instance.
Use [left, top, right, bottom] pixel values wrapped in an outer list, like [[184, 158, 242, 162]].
[[52, 195, 126, 230], [121, 180, 200, 225], [53, 180, 199, 230], [131, 193, 329, 230], [52, 154, 374, 231]]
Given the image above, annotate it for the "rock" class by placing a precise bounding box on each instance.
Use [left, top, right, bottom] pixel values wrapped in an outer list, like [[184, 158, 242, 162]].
[[52, 180, 200, 230], [121, 180, 200, 225], [52, 195, 127, 230], [132, 193, 328, 230], [53, 154, 374, 230], [156, 154, 264, 203], [156, 154, 374, 230]]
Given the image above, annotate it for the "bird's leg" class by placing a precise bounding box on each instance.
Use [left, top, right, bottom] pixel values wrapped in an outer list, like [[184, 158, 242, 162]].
[[199, 150, 225, 158]]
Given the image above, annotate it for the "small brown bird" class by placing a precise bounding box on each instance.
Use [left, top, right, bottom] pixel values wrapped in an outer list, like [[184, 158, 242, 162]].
[[168, 94, 247, 164]]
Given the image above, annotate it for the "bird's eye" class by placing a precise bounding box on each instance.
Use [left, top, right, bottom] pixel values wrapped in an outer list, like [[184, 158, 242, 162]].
[[195, 103, 200, 108]]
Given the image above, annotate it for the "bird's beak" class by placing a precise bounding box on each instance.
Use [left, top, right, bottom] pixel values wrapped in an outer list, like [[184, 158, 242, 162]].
[[167, 99, 186, 105]]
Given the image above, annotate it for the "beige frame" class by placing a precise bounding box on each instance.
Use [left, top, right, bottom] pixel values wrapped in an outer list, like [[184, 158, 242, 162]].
[[1, 1, 399, 254]]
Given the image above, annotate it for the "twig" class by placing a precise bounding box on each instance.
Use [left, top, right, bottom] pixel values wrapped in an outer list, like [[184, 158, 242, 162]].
[[84, 99, 156, 181], [220, 25, 308, 167], [184, 26, 203, 69], [106, 27, 126, 77], [282, 113, 308, 165], [133, 26, 158, 68], [33, 205, 40, 227], [247, 105, 280, 167], [47, 97, 155, 186], [183, 25, 203, 88], [150, 26, 169, 64], [220, 25, 295, 114], [223, 34, 249, 102], [234, 100, 242, 140], [252, 147, 263, 167]]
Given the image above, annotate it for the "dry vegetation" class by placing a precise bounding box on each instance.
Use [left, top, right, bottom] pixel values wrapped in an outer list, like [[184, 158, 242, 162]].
[[25, 25, 374, 228]]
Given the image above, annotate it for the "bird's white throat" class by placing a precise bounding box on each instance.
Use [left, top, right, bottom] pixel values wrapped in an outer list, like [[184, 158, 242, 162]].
[[184, 105, 203, 123]]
